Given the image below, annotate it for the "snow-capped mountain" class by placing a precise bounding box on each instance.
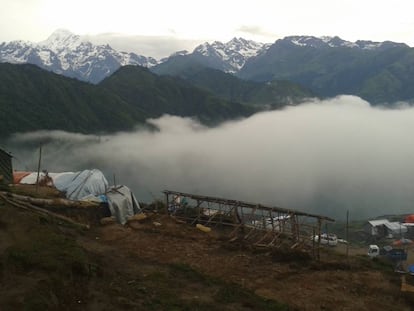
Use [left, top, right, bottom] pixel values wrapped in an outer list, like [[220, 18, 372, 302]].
[[0, 29, 158, 83], [281, 35, 408, 50], [238, 34, 413, 104], [2, 30, 409, 85], [191, 37, 270, 73]]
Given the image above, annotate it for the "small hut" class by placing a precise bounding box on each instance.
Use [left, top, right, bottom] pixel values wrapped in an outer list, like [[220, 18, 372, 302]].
[[0, 148, 13, 184], [364, 219, 407, 239]]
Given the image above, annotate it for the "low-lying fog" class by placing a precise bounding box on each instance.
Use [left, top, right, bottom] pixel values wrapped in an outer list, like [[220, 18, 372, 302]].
[[7, 95, 414, 220]]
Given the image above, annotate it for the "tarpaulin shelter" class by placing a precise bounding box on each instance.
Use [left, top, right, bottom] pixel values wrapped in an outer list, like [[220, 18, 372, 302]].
[[13, 171, 31, 184], [52, 170, 108, 201], [15, 169, 109, 201], [106, 185, 141, 225], [13, 169, 142, 224], [392, 238, 414, 247], [405, 215, 414, 223]]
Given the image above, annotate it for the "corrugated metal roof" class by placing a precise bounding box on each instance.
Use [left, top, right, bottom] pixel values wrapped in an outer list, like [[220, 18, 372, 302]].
[[0, 148, 12, 158], [368, 219, 390, 227], [384, 222, 408, 232]]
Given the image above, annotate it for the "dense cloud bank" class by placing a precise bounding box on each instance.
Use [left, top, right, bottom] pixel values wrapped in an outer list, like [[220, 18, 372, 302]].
[[7, 96, 414, 220]]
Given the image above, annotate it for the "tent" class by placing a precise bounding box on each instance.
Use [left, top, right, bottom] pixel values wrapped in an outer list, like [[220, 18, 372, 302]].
[[52, 170, 108, 201], [16, 169, 109, 201], [13, 169, 142, 224], [405, 214, 414, 223], [106, 185, 142, 225]]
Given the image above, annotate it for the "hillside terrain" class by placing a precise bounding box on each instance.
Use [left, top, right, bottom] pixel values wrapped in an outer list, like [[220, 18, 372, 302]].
[[238, 36, 414, 104], [100, 65, 255, 124], [152, 59, 316, 108], [3, 30, 414, 104], [0, 63, 147, 137], [0, 63, 255, 138], [1, 186, 413, 310]]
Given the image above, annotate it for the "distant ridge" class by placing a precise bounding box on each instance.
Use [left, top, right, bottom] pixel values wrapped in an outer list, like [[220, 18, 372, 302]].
[[0, 63, 255, 138], [2, 30, 414, 103]]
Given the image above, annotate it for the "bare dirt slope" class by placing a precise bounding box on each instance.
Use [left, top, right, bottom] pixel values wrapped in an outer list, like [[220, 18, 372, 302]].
[[1, 189, 414, 310], [81, 213, 414, 310]]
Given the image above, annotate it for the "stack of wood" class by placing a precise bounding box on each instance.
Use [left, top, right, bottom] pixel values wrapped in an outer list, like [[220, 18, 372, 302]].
[[0, 190, 106, 229]]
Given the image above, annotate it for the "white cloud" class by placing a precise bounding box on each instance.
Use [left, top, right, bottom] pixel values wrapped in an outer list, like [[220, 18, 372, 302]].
[[83, 33, 204, 59], [8, 95, 414, 220]]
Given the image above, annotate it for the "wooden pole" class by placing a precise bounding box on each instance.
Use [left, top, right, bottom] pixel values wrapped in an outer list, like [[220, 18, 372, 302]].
[[35, 145, 42, 193], [346, 210, 349, 263], [0, 193, 90, 229]]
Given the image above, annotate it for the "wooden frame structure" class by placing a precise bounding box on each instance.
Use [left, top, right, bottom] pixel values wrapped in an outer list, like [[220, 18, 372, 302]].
[[0, 148, 12, 184], [164, 190, 335, 259]]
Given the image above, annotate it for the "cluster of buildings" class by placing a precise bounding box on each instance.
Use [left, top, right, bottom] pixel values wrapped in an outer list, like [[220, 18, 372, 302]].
[[364, 218, 414, 240]]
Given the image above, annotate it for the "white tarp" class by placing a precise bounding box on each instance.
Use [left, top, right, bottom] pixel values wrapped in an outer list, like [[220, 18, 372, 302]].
[[106, 185, 141, 225], [53, 169, 108, 201], [17, 169, 142, 224], [19, 169, 109, 201]]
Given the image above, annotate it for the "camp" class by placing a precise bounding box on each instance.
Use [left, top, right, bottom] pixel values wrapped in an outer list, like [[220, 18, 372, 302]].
[[12, 169, 141, 224]]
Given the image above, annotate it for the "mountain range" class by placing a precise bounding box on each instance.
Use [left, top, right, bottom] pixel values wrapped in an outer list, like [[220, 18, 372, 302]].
[[0, 29, 268, 84], [237, 36, 414, 104], [2, 30, 414, 104], [2, 29, 414, 139], [0, 29, 157, 83]]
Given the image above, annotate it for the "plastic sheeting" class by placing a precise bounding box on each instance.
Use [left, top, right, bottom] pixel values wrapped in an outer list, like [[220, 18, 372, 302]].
[[405, 215, 414, 223], [14, 169, 142, 224], [54, 170, 109, 201], [16, 169, 109, 201], [106, 185, 141, 225], [13, 171, 31, 184]]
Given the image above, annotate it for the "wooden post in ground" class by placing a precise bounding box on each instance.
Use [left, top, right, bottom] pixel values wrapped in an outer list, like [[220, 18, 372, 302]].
[[35, 145, 42, 193]]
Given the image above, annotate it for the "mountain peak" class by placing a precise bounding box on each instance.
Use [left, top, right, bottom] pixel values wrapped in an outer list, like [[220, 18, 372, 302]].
[[39, 29, 83, 51], [282, 35, 407, 50], [43, 29, 77, 41], [190, 37, 269, 72]]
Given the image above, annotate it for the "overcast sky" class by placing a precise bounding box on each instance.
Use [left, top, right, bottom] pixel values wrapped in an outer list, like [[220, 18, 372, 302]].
[[1, 0, 414, 57]]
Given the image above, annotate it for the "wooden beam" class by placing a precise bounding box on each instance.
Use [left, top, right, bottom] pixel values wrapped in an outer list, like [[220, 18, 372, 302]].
[[163, 190, 334, 221]]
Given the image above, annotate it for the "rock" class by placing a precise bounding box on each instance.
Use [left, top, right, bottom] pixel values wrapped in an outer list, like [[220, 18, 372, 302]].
[[100, 216, 116, 225], [127, 213, 147, 222]]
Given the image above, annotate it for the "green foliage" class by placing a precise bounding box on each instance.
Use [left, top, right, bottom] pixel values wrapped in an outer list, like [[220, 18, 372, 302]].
[[152, 58, 316, 108], [0, 63, 256, 138], [0, 63, 146, 137], [100, 65, 255, 125], [239, 40, 414, 104], [6, 227, 89, 276]]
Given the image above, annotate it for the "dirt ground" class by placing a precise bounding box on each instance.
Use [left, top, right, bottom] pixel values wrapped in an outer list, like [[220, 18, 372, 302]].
[[1, 187, 414, 310], [79, 214, 414, 311]]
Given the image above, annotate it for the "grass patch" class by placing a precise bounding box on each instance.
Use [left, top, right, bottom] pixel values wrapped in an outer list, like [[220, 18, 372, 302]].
[[6, 229, 89, 276]]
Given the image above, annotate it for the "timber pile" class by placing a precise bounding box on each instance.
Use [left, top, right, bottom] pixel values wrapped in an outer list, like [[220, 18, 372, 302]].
[[0, 190, 107, 229]]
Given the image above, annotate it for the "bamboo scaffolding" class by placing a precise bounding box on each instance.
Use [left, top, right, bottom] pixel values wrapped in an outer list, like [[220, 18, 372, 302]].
[[164, 190, 334, 258]]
